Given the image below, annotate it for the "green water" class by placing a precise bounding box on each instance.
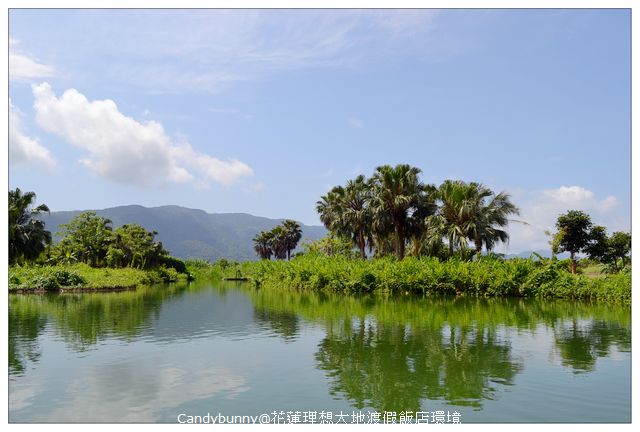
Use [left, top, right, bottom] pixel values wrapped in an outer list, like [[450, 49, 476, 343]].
[[9, 281, 630, 423]]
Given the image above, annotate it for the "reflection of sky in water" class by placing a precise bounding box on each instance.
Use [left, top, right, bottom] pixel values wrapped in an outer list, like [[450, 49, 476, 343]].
[[9, 286, 631, 423]]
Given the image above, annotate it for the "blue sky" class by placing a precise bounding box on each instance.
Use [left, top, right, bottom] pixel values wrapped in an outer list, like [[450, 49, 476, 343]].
[[8, 9, 630, 253]]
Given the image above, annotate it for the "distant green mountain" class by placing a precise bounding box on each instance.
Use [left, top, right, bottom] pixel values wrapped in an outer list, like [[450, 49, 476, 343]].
[[39, 205, 327, 262]]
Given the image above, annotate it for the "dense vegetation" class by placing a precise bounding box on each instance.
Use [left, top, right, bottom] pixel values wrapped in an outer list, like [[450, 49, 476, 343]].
[[9, 188, 190, 291], [242, 165, 630, 302], [239, 254, 630, 302]]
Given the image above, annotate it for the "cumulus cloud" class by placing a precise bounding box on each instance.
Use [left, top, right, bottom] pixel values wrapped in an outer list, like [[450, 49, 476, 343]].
[[9, 99, 56, 169], [32, 83, 253, 187], [504, 185, 623, 253], [9, 38, 55, 81]]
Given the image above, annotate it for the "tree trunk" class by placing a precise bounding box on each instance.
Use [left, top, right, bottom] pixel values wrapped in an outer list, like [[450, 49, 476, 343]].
[[474, 237, 483, 255], [358, 229, 366, 259], [395, 223, 405, 260], [570, 251, 577, 274]]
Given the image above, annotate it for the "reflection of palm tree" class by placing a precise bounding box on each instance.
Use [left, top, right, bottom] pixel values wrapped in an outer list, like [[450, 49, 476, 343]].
[[9, 188, 51, 264], [253, 308, 299, 342], [316, 319, 522, 412]]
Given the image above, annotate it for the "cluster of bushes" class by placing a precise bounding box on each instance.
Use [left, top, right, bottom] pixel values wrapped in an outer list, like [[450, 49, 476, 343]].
[[9, 266, 87, 291], [242, 254, 630, 303], [8, 263, 190, 291]]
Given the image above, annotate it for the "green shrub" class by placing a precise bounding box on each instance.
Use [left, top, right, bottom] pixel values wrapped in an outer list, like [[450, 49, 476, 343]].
[[238, 255, 630, 303]]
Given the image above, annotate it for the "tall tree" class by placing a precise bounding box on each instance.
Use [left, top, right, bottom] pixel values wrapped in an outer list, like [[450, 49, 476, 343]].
[[8, 188, 51, 264], [468, 189, 520, 254], [253, 231, 274, 260], [316, 175, 372, 258], [429, 180, 519, 256], [429, 180, 479, 255], [282, 219, 303, 260], [554, 210, 593, 274], [369, 164, 433, 259]]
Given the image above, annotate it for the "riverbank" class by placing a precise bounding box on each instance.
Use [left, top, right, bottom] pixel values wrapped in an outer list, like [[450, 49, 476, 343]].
[[8, 263, 190, 292], [235, 255, 630, 303]]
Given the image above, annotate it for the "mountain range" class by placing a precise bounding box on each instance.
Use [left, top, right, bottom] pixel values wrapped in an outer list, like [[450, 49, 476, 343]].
[[39, 205, 327, 262]]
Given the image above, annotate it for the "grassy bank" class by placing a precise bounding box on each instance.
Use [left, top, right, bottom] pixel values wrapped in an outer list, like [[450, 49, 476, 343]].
[[236, 255, 631, 303], [9, 263, 190, 292]]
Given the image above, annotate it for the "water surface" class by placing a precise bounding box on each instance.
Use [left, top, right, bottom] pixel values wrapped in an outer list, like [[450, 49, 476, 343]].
[[9, 282, 631, 422]]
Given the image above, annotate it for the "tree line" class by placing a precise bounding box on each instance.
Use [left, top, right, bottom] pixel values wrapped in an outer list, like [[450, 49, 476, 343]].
[[9, 188, 185, 272], [316, 164, 520, 260], [314, 164, 631, 273]]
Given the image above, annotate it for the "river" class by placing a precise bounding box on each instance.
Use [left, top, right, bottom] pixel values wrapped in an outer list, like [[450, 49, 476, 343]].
[[9, 281, 631, 423]]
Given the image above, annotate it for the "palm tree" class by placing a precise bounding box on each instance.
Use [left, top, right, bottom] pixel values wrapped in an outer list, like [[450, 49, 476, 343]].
[[253, 231, 274, 260], [369, 164, 433, 259], [469, 190, 520, 254], [342, 175, 373, 259], [430, 180, 519, 256], [270, 225, 288, 260], [316, 176, 373, 259], [282, 219, 302, 260], [9, 188, 51, 264]]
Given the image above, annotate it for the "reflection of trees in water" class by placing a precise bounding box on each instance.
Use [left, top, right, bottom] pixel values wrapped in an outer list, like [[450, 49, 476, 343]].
[[253, 309, 299, 342], [553, 319, 631, 373], [247, 287, 630, 412], [9, 284, 187, 370], [315, 318, 522, 412], [9, 296, 47, 375]]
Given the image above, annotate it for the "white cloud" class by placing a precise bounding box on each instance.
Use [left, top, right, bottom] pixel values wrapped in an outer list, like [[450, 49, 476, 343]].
[[32, 83, 253, 187], [9, 38, 55, 81], [9, 99, 56, 169], [347, 117, 365, 129], [504, 185, 624, 253]]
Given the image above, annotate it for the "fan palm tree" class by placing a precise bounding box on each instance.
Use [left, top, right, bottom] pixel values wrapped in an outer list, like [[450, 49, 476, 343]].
[[316, 175, 373, 259], [369, 164, 434, 259], [430, 180, 520, 256], [469, 190, 520, 254], [9, 188, 51, 264], [282, 219, 302, 260], [253, 231, 274, 260]]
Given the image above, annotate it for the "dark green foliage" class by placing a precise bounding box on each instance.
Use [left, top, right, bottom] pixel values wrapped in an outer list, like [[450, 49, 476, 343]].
[[158, 255, 188, 274], [9, 188, 52, 264]]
